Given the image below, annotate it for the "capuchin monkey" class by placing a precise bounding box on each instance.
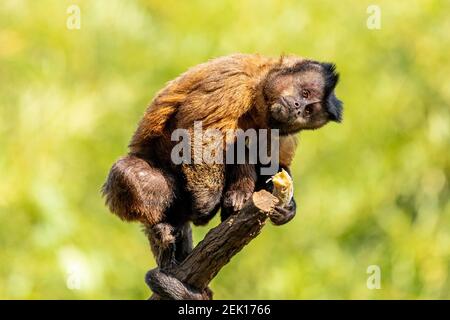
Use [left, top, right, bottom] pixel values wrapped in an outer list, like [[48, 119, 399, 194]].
[[102, 54, 343, 299]]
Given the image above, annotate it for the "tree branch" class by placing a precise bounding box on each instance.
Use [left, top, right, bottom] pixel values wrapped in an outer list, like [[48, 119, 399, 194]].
[[148, 190, 279, 300]]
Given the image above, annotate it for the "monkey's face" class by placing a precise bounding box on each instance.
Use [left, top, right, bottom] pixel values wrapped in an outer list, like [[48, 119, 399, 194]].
[[264, 61, 343, 134]]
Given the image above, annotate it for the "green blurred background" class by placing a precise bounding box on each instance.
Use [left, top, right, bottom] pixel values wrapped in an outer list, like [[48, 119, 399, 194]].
[[1, 0, 449, 299]]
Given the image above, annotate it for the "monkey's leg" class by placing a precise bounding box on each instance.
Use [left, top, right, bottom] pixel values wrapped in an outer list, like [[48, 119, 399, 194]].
[[102, 155, 177, 225], [103, 155, 182, 268], [221, 163, 257, 221], [145, 222, 178, 269], [144, 221, 192, 268], [145, 223, 193, 299], [174, 222, 193, 262]]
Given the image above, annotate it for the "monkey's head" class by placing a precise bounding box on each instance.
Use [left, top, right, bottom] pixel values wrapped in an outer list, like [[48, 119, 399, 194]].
[[263, 60, 343, 134]]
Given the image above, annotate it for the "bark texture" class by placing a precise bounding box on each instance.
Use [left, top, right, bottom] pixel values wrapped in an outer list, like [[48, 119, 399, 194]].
[[148, 190, 279, 300]]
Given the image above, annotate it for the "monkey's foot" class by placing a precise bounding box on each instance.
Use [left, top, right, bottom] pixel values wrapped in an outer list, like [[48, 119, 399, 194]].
[[146, 223, 178, 269], [270, 204, 296, 226], [146, 268, 213, 300], [151, 223, 176, 246]]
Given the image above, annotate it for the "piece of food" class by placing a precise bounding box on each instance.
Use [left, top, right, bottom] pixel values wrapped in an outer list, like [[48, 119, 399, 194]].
[[269, 169, 294, 207]]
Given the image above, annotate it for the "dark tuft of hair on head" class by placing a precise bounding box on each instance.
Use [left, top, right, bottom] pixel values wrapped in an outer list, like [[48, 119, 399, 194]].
[[320, 62, 340, 96]]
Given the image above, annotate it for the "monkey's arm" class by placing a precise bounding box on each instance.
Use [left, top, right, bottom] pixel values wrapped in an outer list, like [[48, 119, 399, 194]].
[[259, 135, 298, 225], [222, 135, 299, 223], [222, 164, 298, 224]]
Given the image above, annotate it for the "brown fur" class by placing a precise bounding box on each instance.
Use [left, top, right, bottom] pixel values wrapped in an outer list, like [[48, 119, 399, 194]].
[[102, 155, 176, 225], [113, 54, 303, 226], [103, 54, 341, 299], [102, 52, 344, 229], [129, 54, 284, 147], [102, 54, 342, 289]]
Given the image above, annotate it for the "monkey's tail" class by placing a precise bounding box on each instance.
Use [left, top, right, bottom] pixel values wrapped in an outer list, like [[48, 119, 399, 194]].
[[145, 268, 213, 300]]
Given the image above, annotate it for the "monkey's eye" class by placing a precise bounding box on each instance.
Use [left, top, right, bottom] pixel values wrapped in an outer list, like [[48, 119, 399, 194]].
[[301, 89, 310, 99]]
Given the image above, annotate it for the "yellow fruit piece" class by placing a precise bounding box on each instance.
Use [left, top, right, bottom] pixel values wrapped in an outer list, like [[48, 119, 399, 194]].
[[269, 169, 294, 207]]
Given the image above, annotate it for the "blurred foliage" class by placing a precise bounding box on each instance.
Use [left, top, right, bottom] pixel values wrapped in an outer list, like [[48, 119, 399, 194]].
[[0, 0, 449, 299]]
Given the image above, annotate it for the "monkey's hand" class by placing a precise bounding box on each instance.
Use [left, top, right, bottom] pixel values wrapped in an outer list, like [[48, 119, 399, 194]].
[[270, 198, 297, 226], [223, 189, 253, 212]]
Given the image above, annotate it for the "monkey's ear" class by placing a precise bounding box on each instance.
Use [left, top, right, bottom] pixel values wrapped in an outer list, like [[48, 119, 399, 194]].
[[326, 92, 343, 122]]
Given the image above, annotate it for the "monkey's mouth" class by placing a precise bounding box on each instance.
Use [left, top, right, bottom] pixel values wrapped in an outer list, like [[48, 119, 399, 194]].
[[270, 97, 334, 133]]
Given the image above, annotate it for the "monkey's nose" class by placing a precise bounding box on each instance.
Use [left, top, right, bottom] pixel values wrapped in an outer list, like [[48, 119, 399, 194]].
[[280, 96, 303, 110]]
